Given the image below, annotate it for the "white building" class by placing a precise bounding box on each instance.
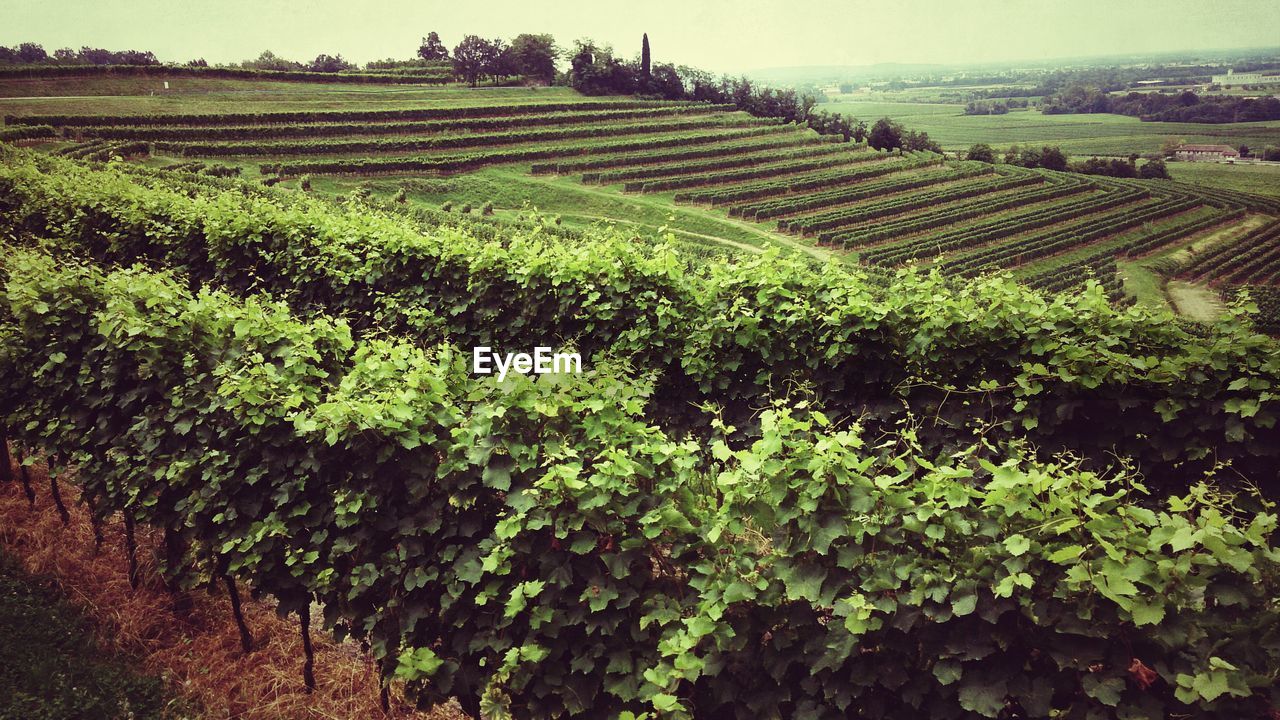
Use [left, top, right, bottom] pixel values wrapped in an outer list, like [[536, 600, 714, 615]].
[[1175, 144, 1241, 162], [1212, 69, 1266, 85]]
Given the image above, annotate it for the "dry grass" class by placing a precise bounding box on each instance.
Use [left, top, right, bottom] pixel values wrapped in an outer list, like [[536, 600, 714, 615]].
[[0, 457, 464, 720]]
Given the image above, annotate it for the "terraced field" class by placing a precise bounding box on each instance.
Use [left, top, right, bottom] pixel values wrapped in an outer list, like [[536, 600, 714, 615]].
[[4, 91, 1279, 316]]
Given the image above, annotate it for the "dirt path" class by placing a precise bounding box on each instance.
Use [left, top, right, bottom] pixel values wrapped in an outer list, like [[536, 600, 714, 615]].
[[1166, 280, 1226, 322]]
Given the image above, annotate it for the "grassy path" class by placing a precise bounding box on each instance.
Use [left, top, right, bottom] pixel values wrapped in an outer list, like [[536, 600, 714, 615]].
[[1167, 280, 1226, 322], [493, 169, 844, 263]]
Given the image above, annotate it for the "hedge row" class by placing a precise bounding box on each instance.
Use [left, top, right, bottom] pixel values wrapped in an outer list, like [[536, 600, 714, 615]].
[[584, 142, 855, 184], [940, 195, 1200, 277], [529, 132, 823, 174], [3, 149, 1278, 486], [822, 174, 1089, 247], [730, 165, 988, 221], [861, 179, 1126, 267], [4, 100, 705, 127], [674, 153, 944, 206], [157, 116, 773, 157], [0, 124, 57, 141], [71, 106, 736, 142], [784, 170, 1042, 236], [4, 250, 1278, 719], [625, 150, 881, 193], [261, 126, 797, 176], [0, 62, 454, 84]]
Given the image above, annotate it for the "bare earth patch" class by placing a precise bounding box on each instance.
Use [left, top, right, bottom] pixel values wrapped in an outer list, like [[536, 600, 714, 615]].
[[1166, 280, 1226, 323]]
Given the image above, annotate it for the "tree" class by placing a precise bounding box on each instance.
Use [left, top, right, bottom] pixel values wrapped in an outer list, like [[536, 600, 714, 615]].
[[1161, 137, 1184, 157], [641, 33, 651, 81], [485, 40, 518, 84], [1263, 146, 1280, 162], [418, 32, 449, 62], [1040, 146, 1068, 171], [868, 118, 904, 152], [16, 42, 48, 63], [852, 120, 868, 144], [1239, 145, 1251, 158], [1138, 158, 1170, 180], [309, 54, 352, 73], [904, 130, 941, 153], [1004, 144, 1020, 164], [966, 143, 996, 163], [242, 50, 300, 71], [509, 33, 558, 85], [52, 47, 76, 62], [452, 35, 496, 87]]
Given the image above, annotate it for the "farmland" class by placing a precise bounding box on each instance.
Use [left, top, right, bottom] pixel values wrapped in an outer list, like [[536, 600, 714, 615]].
[[2, 65, 1280, 720], [821, 98, 1280, 156], [7, 77, 1280, 319]]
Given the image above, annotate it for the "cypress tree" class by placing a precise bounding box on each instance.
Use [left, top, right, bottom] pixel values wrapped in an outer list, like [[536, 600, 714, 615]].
[[641, 33, 651, 80]]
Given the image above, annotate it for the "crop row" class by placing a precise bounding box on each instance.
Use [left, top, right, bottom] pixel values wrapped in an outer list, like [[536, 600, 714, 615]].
[[824, 174, 1088, 248], [262, 126, 796, 175], [940, 195, 1199, 277], [1178, 219, 1280, 282], [624, 150, 879, 193], [529, 132, 824, 174], [70, 106, 738, 142], [582, 143, 857, 184], [1117, 208, 1246, 258], [674, 152, 944, 206], [4, 149, 1279, 482], [0, 124, 57, 142], [0, 63, 455, 84], [157, 116, 774, 158], [1180, 219, 1280, 285], [730, 165, 989, 221], [1025, 248, 1120, 294], [4, 100, 705, 128], [860, 180, 1127, 267], [784, 170, 1041, 236], [5, 248, 1277, 720]]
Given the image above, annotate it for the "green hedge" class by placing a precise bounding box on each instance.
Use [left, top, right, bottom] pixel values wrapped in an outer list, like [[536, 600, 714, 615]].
[[2, 150, 1279, 488], [2, 250, 1278, 719]]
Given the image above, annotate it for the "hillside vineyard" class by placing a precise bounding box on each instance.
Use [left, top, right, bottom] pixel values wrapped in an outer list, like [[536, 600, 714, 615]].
[[2, 117, 1280, 720]]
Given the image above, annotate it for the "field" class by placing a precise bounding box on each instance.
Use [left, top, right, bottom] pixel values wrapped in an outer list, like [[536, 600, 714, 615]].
[[822, 98, 1280, 155], [9, 78, 1280, 314], [1168, 161, 1280, 197], [3, 73, 1280, 720]]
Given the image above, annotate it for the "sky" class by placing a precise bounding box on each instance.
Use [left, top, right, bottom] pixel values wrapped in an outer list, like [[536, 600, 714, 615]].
[[2, 0, 1279, 74]]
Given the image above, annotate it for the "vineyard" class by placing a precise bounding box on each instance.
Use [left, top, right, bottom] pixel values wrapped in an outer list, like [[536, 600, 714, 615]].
[[2, 79, 1280, 720], [1, 139, 1280, 718], [7, 93, 1280, 322]]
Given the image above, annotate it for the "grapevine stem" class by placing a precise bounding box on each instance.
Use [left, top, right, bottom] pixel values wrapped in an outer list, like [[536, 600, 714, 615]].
[[223, 574, 254, 653], [124, 513, 139, 590], [300, 604, 316, 692]]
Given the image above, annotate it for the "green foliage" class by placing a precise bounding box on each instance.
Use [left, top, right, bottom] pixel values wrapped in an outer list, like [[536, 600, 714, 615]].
[[2, 150, 1279, 487], [0, 254, 1277, 718]]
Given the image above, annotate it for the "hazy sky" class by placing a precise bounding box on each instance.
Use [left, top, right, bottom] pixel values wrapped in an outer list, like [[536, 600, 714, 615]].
[[2, 0, 1278, 74]]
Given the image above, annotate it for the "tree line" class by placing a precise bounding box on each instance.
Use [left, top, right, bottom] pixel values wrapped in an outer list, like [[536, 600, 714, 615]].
[[0, 43, 158, 66], [964, 143, 1170, 179], [0, 34, 953, 150], [1043, 85, 1280, 123]]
